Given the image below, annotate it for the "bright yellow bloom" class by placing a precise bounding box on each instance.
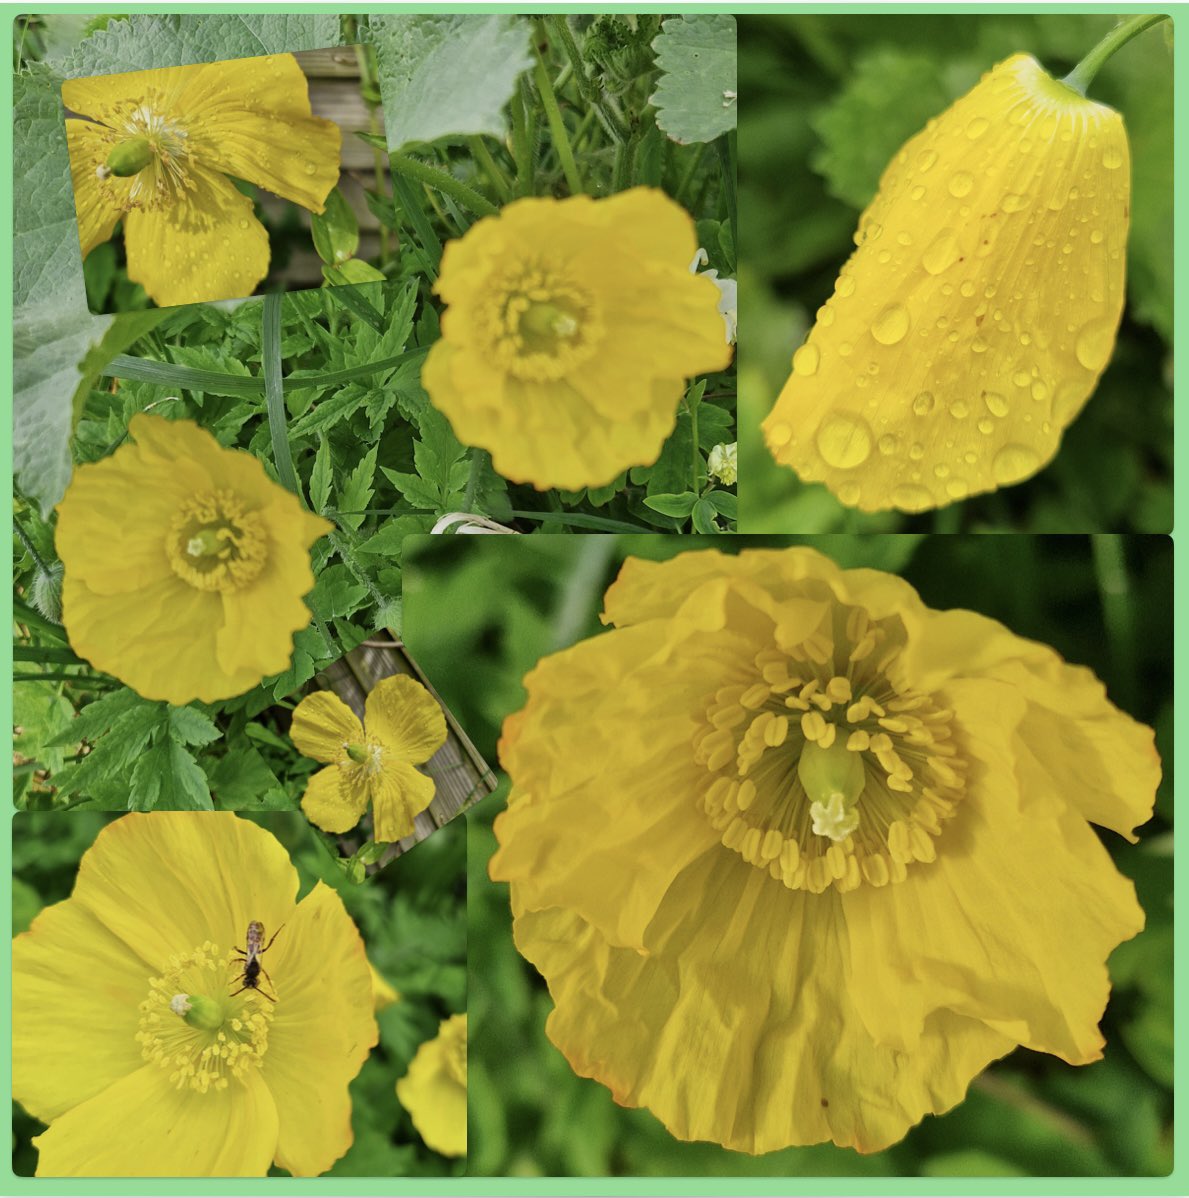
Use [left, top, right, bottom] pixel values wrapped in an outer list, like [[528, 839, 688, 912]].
[[291, 673, 448, 842], [12, 812, 378, 1176], [422, 188, 733, 490], [764, 54, 1129, 512], [396, 1014, 467, 1158], [56, 414, 331, 705], [490, 547, 1158, 1153], [64, 55, 340, 307]]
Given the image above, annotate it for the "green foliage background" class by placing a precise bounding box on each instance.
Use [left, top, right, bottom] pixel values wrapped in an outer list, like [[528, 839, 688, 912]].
[[11, 812, 466, 1178], [739, 14, 1173, 534], [403, 534, 1172, 1177]]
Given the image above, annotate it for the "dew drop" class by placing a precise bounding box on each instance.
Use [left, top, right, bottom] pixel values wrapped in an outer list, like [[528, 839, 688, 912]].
[[959, 281, 976, 298], [949, 400, 969, 419], [992, 443, 1041, 485], [948, 172, 974, 198], [966, 116, 989, 140], [1053, 381, 1085, 423], [304, 161, 317, 175], [1102, 146, 1124, 170], [933, 463, 950, 479], [892, 484, 935, 512], [1031, 381, 1049, 402], [1001, 193, 1027, 213], [1012, 370, 1031, 388], [793, 343, 820, 377], [238, 219, 250, 229], [917, 149, 938, 173], [922, 228, 961, 276], [877, 433, 900, 457], [983, 392, 1009, 418], [977, 418, 994, 435], [1075, 320, 1115, 372], [836, 276, 856, 298], [871, 304, 910, 345], [837, 482, 862, 506], [909, 442, 925, 462], [963, 451, 979, 465], [838, 342, 854, 358], [1089, 230, 1104, 245], [816, 415, 873, 469], [945, 479, 969, 500], [912, 391, 935, 416], [767, 421, 793, 448], [910, 185, 926, 201]]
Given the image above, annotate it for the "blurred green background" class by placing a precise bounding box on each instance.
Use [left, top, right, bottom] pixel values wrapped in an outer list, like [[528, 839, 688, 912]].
[[404, 533, 1172, 1177], [739, 14, 1173, 533], [11, 812, 465, 1178]]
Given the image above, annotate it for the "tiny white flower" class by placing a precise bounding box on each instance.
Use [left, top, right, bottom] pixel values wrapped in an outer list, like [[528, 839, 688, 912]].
[[707, 442, 737, 486]]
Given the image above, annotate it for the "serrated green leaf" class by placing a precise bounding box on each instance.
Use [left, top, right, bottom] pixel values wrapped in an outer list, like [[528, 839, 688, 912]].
[[309, 563, 370, 621], [643, 492, 698, 518], [45, 687, 154, 748], [203, 748, 283, 810], [130, 739, 214, 811], [338, 444, 378, 532], [650, 15, 737, 145], [167, 706, 221, 748], [382, 470, 443, 512], [364, 14, 533, 150]]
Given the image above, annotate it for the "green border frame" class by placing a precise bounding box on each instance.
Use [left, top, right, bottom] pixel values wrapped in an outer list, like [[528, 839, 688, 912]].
[[3, 4, 1182, 1193]]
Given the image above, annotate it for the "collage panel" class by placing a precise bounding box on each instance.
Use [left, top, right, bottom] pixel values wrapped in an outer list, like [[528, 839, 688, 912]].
[[403, 532, 1172, 1178]]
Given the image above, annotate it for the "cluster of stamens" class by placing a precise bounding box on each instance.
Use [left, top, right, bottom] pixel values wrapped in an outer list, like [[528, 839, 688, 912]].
[[693, 599, 966, 894], [136, 943, 274, 1093], [167, 490, 267, 593], [340, 739, 385, 787], [482, 262, 601, 382], [87, 93, 195, 213]]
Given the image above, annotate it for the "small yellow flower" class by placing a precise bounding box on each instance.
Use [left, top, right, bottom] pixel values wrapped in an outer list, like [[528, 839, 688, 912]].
[[291, 674, 448, 842], [490, 547, 1159, 1153], [56, 414, 331, 705], [764, 54, 1129, 512], [397, 1014, 467, 1158], [422, 187, 733, 490], [12, 812, 378, 1176], [64, 55, 341, 307]]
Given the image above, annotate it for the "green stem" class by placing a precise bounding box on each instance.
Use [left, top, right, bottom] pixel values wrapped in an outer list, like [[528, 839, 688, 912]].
[[13, 645, 83, 664], [389, 152, 498, 217], [12, 517, 50, 576], [532, 28, 585, 195], [687, 399, 702, 491], [1063, 15, 1168, 96], [262, 294, 302, 500], [467, 136, 513, 203], [546, 14, 629, 143], [510, 77, 535, 197], [463, 447, 490, 513], [14, 671, 117, 686], [717, 132, 737, 266], [353, 43, 393, 266]]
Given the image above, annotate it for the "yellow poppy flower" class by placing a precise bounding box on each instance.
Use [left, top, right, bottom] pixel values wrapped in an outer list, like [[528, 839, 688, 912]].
[[56, 413, 331, 705], [422, 187, 733, 490], [764, 54, 1129, 512], [291, 673, 448, 842], [396, 1014, 467, 1158], [490, 547, 1159, 1153], [12, 812, 378, 1176], [64, 54, 340, 308]]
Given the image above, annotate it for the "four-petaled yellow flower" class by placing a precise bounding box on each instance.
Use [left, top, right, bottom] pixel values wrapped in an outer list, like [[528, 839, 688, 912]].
[[397, 1013, 467, 1158], [764, 54, 1129, 513], [56, 413, 331, 705], [291, 673, 448, 842], [64, 54, 341, 307], [491, 547, 1159, 1154], [422, 187, 733, 490], [12, 812, 378, 1176]]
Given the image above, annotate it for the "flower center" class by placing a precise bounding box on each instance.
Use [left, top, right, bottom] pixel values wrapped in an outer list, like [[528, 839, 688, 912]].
[[167, 490, 268, 593], [136, 942, 274, 1093], [85, 93, 194, 213], [694, 598, 967, 894], [482, 263, 601, 381], [341, 741, 385, 785]]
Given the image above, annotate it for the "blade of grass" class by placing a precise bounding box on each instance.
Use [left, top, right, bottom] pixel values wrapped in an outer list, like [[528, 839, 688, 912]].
[[262, 293, 302, 499]]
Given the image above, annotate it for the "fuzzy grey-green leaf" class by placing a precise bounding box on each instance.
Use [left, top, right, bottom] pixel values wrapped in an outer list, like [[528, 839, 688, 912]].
[[650, 15, 737, 145]]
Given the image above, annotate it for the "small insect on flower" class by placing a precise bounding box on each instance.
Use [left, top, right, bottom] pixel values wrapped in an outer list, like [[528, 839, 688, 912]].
[[231, 921, 283, 1003]]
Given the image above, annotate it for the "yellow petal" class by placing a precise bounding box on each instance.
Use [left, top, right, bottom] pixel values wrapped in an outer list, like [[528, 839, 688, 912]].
[[370, 759, 436, 843], [260, 882, 378, 1176], [514, 852, 1012, 1154], [764, 54, 1129, 512], [364, 674, 447, 765], [842, 677, 1144, 1065], [291, 691, 364, 764], [64, 119, 124, 257], [175, 55, 340, 213], [301, 765, 369, 835], [123, 166, 269, 306], [396, 1014, 467, 1158], [13, 896, 148, 1123]]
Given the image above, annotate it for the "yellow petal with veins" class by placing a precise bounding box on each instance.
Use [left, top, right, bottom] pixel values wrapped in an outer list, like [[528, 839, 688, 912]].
[[764, 53, 1129, 512]]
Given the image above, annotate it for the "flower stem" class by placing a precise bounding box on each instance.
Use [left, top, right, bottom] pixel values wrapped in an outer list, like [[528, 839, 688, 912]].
[[12, 517, 50, 577], [546, 14, 630, 143], [353, 42, 394, 267], [1063, 15, 1168, 96], [532, 28, 585, 195], [463, 447, 490, 513], [467, 136, 513, 204], [389, 152, 499, 217]]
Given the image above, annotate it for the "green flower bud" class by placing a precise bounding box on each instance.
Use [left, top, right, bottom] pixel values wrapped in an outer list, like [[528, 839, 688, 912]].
[[169, 992, 225, 1032], [105, 135, 154, 178]]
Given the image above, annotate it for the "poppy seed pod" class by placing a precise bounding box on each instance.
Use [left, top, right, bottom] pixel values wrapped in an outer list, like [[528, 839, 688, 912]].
[[764, 54, 1129, 513]]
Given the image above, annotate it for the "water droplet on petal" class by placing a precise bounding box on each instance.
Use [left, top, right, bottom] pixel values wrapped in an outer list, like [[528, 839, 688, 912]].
[[877, 433, 900, 457], [917, 149, 938, 173], [992, 444, 1041, 485], [1075, 319, 1116, 372], [892, 484, 934, 512], [767, 421, 793, 448], [837, 482, 861, 506], [836, 275, 856, 298], [793, 344, 820, 377], [815, 415, 873, 469], [966, 116, 989, 140], [977, 419, 995, 436], [949, 400, 969, 419], [912, 391, 935, 416], [304, 161, 317, 175], [1031, 381, 1049, 402], [945, 479, 969, 500], [871, 304, 909, 345], [1001, 193, 1027, 213], [1103, 145, 1124, 170], [922, 228, 961, 276], [948, 172, 974, 198], [983, 392, 1009, 418], [908, 442, 925, 462]]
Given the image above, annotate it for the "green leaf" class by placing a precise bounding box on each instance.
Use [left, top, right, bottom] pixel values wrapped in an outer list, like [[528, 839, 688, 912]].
[[203, 748, 283, 810], [650, 15, 738, 145], [167, 706, 221, 748], [130, 739, 214, 811], [364, 14, 533, 150], [323, 260, 387, 286], [706, 489, 738, 521], [338, 444, 378, 532], [310, 435, 333, 513], [691, 496, 720, 533], [310, 188, 360, 265], [382, 470, 443, 512], [643, 492, 698, 518]]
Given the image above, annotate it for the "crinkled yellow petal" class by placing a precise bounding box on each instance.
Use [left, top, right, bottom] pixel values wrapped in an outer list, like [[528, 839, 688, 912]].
[[175, 55, 340, 213], [62, 67, 192, 124], [123, 165, 269, 306], [291, 692, 364, 764], [33, 1065, 278, 1177], [397, 1015, 468, 1158], [843, 677, 1144, 1065], [12, 896, 149, 1123], [64, 119, 124, 257], [423, 187, 732, 490], [512, 851, 1013, 1154], [764, 53, 1129, 512], [370, 759, 437, 843], [364, 674, 447, 765], [300, 765, 369, 835], [260, 882, 378, 1177]]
